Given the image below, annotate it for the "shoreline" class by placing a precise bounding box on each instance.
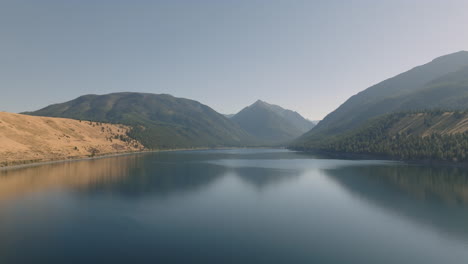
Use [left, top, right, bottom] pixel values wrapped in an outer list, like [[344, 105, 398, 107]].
[[0, 146, 271, 171], [291, 148, 468, 168], [5, 147, 467, 171], [0, 150, 148, 171], [0, 148, 203, 171]]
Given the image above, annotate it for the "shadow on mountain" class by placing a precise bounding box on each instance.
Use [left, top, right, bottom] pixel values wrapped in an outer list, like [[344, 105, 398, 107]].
[[324, 163, 468, 240]]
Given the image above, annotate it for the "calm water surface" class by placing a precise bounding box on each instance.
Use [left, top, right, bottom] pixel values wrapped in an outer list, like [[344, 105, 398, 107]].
[[1, 149, 468, 263]]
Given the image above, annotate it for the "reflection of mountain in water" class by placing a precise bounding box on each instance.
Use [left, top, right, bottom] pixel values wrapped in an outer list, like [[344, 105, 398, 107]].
[[0, 153, 227, 201], [0, 151, 304, 201], [325, 164, 468, 240], [84, 151, 303, 196], [165, 149, 317, 163], [203, 152, 305, 189], [80, 159, 226, 198], [233, 167, 301, 189]]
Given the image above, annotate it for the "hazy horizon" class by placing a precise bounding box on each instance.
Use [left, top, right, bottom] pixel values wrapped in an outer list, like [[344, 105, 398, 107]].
[[1, 0, 468, 119]]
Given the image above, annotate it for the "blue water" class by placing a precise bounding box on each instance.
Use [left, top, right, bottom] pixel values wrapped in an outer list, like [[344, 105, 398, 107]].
[[1, 149, 468, 263]]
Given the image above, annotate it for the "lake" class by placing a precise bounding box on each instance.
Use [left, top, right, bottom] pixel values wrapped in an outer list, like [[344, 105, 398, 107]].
[[1, 149, 468, 263]]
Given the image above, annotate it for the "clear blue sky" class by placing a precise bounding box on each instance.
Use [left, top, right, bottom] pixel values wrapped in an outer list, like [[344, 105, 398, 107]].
[[1, 0, 467, 119]]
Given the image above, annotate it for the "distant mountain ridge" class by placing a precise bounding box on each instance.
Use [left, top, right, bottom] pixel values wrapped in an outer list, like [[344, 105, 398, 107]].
[[293, 50, 468, 147], [232, 100, 314, 145], [25, 93, 312, 148], [25, 92, 253, 149]]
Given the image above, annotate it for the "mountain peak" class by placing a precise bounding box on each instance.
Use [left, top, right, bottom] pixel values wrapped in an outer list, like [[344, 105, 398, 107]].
[[252, 99, 269, 106], [250, 100, 285, 114], [232, 100, 315, 145]]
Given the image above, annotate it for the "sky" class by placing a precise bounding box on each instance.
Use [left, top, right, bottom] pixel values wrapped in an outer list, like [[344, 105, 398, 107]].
[[1, 0, 468, 120]]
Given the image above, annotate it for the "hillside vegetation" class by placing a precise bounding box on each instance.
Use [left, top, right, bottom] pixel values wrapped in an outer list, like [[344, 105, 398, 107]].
[[294, 111, 468, 162], [292, 51, 468, 162], [295, 51, 468, 145], [26, 93, 253, 149], [0, 112, 143, 167]]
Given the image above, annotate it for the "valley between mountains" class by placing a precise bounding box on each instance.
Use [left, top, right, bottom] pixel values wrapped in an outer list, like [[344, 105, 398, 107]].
[[2, 50, 468, 166]]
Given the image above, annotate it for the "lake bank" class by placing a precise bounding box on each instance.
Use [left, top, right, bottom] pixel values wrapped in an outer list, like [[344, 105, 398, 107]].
[[0, 147, 267, 170], [292, 148, 468, 168]]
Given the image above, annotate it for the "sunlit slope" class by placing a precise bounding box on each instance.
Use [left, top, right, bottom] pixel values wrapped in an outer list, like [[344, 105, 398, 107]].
[[0, 112, 143, 166]]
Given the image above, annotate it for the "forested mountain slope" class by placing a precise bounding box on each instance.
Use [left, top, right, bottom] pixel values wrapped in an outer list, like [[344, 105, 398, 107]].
[[295, 51, 468, 146], [295, 111, 468, 162], [26, 93, 253, 149]]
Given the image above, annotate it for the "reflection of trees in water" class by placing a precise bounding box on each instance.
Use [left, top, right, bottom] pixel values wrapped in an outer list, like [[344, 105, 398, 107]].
[[325, 164, 468, 240], [329, 165, 468, 205]]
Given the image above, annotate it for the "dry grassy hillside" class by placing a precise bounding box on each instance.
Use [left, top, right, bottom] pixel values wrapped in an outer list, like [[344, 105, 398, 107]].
[[387, 112, 468, 136], [0, 112, 144, 167]]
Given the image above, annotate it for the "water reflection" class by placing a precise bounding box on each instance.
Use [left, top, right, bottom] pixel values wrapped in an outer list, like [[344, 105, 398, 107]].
[[3, 150, 468, 264], [233, 167, 301, 189], [0, 153, 227, 201], [0, 150, 303, 202], [325, 163, 468, 240], [80, 159, 226, 198], [0, 155, 139, 203]]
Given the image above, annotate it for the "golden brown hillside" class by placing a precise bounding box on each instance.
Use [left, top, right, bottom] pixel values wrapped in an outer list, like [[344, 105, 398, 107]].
[[0, 112, 144, 167], [387, 112, 468, 136]]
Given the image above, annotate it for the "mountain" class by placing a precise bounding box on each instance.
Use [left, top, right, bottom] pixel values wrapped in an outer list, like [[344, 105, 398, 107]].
[[0, 112, 143, 167], [311, 120, 321, 125], [25, 93, 253, 149], [294, 51, 468, 146], [301, 111, 468, 162], [232, 100, 315, 145]]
